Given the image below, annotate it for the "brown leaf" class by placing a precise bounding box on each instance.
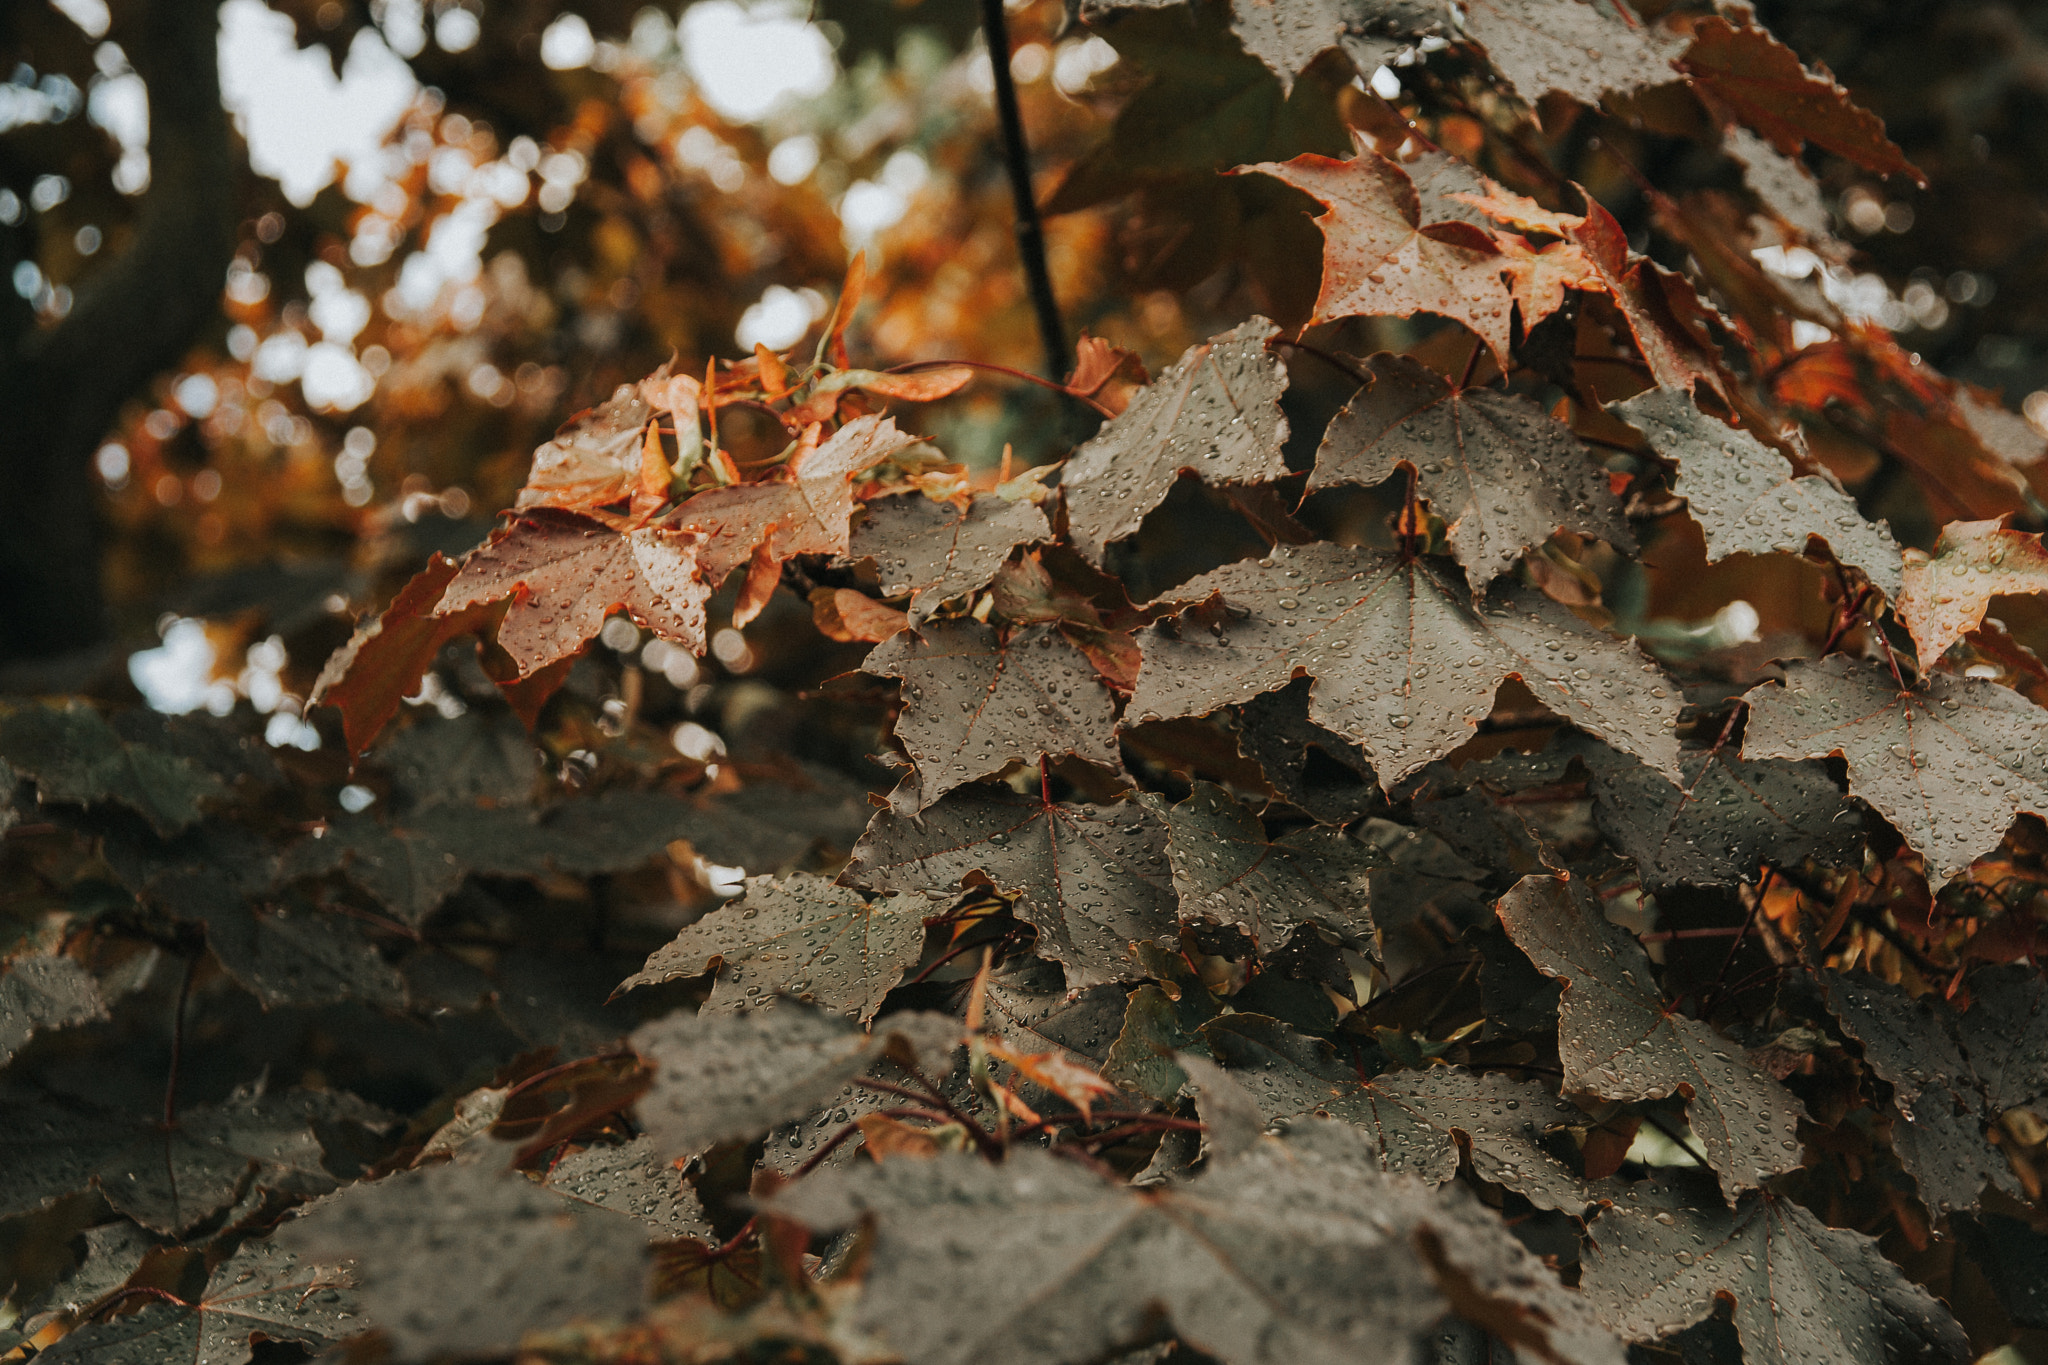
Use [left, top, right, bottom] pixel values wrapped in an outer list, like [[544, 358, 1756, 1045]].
[[311, 554, 499, 756], [856, 1113, 943, 1162], [810, 587, 909, 643], [1457, 0, 1684, 111], [1898, 519, 2048, 665], [1064, 334, 1149, 416], [437, 510, 709, 677], [514, 383, 655, 516], [1246, 148, 1520, 362], [864, 620, 1123, 811], [842, 492, 1050, 621], [1313, 352, 1633, 586], [675, 414, 920, 587], [1060, 319, 1292, 565], [981, 1040, 1116, 1121], [1678, 17, 1924, 184]]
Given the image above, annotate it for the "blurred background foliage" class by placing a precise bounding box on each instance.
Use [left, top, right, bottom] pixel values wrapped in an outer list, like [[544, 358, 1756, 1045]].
[[5, 0, 2048, 745]]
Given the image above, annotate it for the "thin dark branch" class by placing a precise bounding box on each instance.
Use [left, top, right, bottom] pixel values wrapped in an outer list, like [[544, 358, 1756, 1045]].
[[977, 0, 1066, 380]]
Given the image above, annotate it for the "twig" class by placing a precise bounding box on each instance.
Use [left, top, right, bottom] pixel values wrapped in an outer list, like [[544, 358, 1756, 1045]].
[[886, 358, 1114, 418], [977, 0, 1066, 379], [853, 1076, 1003, 1157]]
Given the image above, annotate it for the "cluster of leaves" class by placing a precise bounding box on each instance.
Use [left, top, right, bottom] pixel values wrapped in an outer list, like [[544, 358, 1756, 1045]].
[[13, 3, 2048, 1365]]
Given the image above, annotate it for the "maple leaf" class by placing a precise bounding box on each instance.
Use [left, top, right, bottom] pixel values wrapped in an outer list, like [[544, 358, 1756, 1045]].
[[1614, 388, 1902, 600], [1221, 0, 1443, 93], [628, 1003, 961, 1159], [1246, 148, 1522, 363], [1955, 966, 2048, 1115], [1232, 681, 1380, 824], [1822, 972, 2018, 1214], [37, 1241, 359, 1365], [435, 509, 708, 678], [1496, 874, 1805, 1191], [0, 954, 107, 1068], [1588, 750, 1860, 888], [275, 1156, 647, 1360], [618, 873, 928, 1021], [1060, 319, 1291, 566], [1579, 1174, 1971, 1365], [1201, 1013, 1594, 1213], [1148, 782, 1378, 951], [0, 701, 225, 837], [844, 784, 1176, 988], [1455, 0, 1685, 110], [980, 956, 1129, 1078], [1064, 333, 1149, 415], [1742, 655, 2048, 882], [982, 1040, 1117, 1121], [0, 1084, 383, 1233], [674, 414, 920, 588], [1313, 352, 1633, 586], [842, 491, 1050, 621], [513, 380, 658, 517], [764, 1121, 1625, 1365], [1126, 542, 1683, 789], [1723, 127, 1835, 243], [1677, 17, 1924, 184], [866, 621, 1123, 812], [1897, 519, 2048, 664], [542, 1135, 715, 1241]]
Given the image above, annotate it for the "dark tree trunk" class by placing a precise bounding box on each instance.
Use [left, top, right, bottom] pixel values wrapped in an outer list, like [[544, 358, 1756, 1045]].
[[0, 0, 238, 669]]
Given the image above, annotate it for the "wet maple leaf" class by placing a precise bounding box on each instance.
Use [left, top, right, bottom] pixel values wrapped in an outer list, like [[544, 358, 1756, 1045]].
[[628, 1003, 962, 1159], [1742, 655, 2048, 882], [0, 700, 224, 836], [435, 510, 708, 677], [1678, 17, 1924, 184], [514, 381, 658, 518], [1313, 352, 1632, 586], [1201, 1012, 1594, 1213], [1580, 1174, 1970, 1365], [1246, 148, 1522, 363], [37, 1241, 359, 1365], [1615, 388, 1902, 600], [1589, 750, 1860, 888], [275, 1157, 646, 1360], [1220, 0, 1443, 92], [618, 873, 929, 1022], [1497, 874, 1806, 1192], [764, 1121, 1625, 1365], [866, 620, 1123, 811], [1060, 319, 1291, 566], [1149, 782, 1378, 952], [0, 954, 106, 1068], [1897, 519, 2048, 664], [1457, 0, 1684, 110], [844, 784, 1176, 988], [843, 490, 1050, 620], [1126, 542, 1683, 789], [1822, 972, 2020, 1214], [674, 414, 920, 588]]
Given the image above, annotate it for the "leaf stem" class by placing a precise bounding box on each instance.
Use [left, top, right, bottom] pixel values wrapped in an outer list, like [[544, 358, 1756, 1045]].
[[976, 0, 1066, 380], [163, 954, 193, 1128], [853, 1076, 1003, 1158]]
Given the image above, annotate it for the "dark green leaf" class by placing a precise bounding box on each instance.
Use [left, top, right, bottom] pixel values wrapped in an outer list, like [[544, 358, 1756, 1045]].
[[0, 955, 109, 1068], [0, 702, 225, 837]]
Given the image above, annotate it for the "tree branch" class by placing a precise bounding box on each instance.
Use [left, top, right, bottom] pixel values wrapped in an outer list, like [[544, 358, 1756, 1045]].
[[977, 0, 1066, 381]]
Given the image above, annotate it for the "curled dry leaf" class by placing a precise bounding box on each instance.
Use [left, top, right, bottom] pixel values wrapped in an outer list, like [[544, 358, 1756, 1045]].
[[514, 382, 655, 516], [810, 587, 909, 643]]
